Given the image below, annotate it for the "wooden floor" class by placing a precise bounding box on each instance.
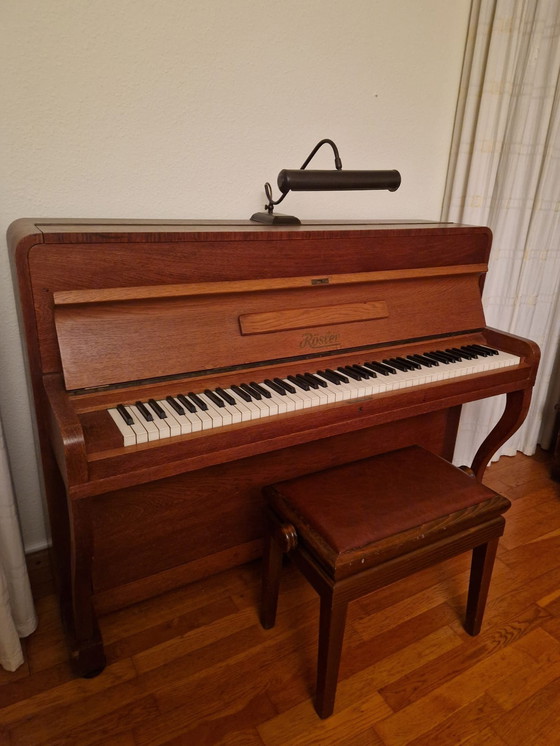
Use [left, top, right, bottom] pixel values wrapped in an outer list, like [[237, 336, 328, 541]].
[[1, 450, 560, 745]]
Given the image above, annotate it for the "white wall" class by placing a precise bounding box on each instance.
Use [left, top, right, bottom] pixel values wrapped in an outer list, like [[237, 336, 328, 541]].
[[0, 0, 472, 551]]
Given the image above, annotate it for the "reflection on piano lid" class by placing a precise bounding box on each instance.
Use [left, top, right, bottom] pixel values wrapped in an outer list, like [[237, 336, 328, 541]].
[[108, 345, 520, 446]]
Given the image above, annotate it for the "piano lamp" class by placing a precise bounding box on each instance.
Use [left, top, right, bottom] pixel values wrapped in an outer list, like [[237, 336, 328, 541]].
[[250, 138, 401, 225]]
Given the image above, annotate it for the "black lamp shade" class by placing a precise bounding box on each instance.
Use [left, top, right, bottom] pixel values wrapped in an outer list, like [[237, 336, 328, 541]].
[[277, 169, 401, 193]]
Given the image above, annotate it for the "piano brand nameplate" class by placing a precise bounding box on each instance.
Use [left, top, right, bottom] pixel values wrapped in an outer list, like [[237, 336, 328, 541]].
[[239, 300, 389, 335]]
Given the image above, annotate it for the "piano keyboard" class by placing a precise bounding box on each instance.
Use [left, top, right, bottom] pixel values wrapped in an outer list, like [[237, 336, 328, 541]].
[[108, 345, 520, 447]]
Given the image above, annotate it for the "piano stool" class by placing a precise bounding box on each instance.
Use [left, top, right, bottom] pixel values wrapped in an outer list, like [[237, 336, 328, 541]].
[[260, 445, 511, 718]]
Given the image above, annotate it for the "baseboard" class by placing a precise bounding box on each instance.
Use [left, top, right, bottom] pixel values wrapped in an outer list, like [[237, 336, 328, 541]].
[[25, 547, 54, 599]]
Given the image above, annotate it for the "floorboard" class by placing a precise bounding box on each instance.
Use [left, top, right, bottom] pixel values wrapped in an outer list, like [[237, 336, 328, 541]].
[[1, 450, 559, 745]]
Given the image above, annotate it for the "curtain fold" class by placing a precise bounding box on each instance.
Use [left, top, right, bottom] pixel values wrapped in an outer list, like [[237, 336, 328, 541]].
[[0, 416, 37, 671], [442, 0, 560, 468]]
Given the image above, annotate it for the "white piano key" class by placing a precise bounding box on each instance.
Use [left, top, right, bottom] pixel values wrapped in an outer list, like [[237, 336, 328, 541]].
[[317, 378, 351, 402], [286, 382, 316, 408], [245, 392, 272, 417], [129, 404, 160, 441], [259, 384, 291, 414], [158, 400, 193, 436], [108, 407, 137, 446], [123, 405, 149, 444], [281, 387, 307, 410], [223, 388, 254, 421], [311, 380, 337, 404], [305, 382, 332, 406], [199, 394, 231, 427], [252, 388, 279, 417], [231, 392, 259, 418], [150, 410, 172, 438]]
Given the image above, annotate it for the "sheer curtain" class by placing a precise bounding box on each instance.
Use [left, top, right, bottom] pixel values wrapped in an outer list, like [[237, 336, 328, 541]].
[[442, 0, 560, 468], [0, 416, 37, 671]]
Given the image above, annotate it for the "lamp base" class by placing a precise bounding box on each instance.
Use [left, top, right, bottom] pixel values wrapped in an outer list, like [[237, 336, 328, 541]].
[[250, 211, 301, 225]]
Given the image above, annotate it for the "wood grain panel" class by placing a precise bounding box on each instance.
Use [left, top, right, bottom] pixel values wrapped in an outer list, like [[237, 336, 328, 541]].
[[54, 273, 486, 390]]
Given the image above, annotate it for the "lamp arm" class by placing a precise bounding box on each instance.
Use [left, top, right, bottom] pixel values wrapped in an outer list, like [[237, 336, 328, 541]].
[[299, 138, 343, 171]]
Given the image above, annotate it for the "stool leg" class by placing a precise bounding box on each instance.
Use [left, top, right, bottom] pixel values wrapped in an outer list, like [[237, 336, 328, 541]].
[[261, 518, 297, 629], [315, 591, 348, 719], [260, 525, 283, 630], [465, 537, 499, 636]]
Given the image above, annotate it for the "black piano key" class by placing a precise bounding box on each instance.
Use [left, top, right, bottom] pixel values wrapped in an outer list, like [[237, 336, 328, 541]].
[[423, 352, 450, 365], [297, 374, 319, 389], [135, 401, 154, 421], [348, 365, 369, 379], [116, 403, 134, 426], [231, 384, 252, 402], [446, 347, 473, 360], [288, 374, 310, 391], [352, 364, 376, 378], [250, 382, 272, 398], [395, 356, 420, 370], [240, 383, 262, 400], [215, 387, 236, 405], [364, 361, 395, 375], [316, 369, 342, 385], [165, 396, 184, 415], [339, 366, 362, 381], [439, 349, 461, 362], [304, 372, 328, 387], [177, 394, 197, 413], [263, 378, 287, 395], [459, 346, 480, 358], [204, 389, 226, 407], [148, 398, 167, 418], [325, 368, 348, 383], [386, 357, 410, 371], [407, 354, 436, 368], [470, 343, 499, 356], [384, 358, 409, 372], [431, 350, 457, 363], [188, 392, 208, 410], [465, 344, 492, 357], [274, 377, 297, 394]]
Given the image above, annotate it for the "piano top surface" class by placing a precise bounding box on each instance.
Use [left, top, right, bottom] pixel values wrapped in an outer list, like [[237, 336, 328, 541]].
[[9, 217, 488, 243]]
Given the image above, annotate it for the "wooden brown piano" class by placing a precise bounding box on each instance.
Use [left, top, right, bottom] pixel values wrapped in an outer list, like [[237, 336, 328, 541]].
[[8, 219, 539, 677]]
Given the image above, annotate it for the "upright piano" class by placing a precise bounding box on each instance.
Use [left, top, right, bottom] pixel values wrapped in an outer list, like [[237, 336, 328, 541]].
[[8, 218, 539, 676]]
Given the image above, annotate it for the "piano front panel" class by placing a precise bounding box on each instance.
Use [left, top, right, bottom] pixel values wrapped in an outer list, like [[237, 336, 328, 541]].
[[91, 407, 460, 613]]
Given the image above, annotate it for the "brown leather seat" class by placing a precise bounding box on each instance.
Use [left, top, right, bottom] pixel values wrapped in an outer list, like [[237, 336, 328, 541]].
[[260, 446, 510, 718]]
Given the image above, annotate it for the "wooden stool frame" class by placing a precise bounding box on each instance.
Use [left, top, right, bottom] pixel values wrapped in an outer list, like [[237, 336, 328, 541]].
[[261, 508, 504, 719]]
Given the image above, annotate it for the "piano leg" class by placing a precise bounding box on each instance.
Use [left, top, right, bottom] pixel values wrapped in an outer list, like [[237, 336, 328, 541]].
[[67, 499, 106, 677], [470, 388, 533, 480]]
